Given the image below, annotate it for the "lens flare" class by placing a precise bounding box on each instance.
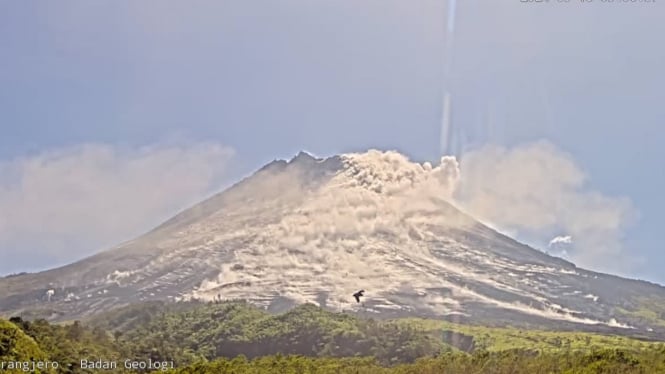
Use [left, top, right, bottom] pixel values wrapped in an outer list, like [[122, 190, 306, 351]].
[[440, 0, 458, 158]]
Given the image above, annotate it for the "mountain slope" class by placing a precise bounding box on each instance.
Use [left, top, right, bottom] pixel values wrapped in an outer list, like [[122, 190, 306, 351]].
[[1, 150, 665, 339]]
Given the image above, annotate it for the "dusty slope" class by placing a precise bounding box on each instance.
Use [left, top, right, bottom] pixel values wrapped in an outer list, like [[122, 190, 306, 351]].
[[1, 150, 664, 339]]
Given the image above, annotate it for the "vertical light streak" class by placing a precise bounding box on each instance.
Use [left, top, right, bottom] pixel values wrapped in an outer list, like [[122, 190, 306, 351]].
[[440, 0, 458, 157]]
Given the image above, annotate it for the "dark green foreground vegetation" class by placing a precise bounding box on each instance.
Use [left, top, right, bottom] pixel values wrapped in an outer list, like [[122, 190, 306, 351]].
[[175, 349, 665, 374], [2, 300, 665, 373]]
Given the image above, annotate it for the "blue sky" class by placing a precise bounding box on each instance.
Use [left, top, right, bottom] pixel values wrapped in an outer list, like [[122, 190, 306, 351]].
[[0, 1, 663, 283]]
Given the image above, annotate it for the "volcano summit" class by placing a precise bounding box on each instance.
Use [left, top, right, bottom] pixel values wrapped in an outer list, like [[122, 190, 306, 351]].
[[1, 150, 665, 339]]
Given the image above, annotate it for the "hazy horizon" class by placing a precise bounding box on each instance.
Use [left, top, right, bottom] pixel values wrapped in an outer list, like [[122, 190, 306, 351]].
[[1, 1, 663, 284]]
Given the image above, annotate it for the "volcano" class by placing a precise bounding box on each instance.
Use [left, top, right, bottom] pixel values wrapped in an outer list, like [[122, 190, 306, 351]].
[[1, 150, 665, 339]]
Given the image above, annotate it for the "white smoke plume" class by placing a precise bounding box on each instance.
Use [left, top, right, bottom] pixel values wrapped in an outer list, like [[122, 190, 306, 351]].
[[549, 235, 573, 247], [548, 235, 573, 260], [189, 150, 473, 310], [186, 149, 633, 327], [235, 146, 638, 279], [453, 141, 639, 275]]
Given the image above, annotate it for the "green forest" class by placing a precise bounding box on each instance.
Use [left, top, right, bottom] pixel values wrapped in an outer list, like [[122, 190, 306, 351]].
[[2, 300, 665, 373]]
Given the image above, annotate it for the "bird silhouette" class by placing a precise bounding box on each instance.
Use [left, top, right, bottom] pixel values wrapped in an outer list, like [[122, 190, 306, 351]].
[[353, 290, 365, 303]]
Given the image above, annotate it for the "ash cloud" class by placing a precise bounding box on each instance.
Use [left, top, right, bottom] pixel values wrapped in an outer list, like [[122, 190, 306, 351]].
[[187, 149, 635, 327], [453, 141, 640, 275], [234, 145, 639, 278], [271, 145, 640, 276], [0, 141, 234, 273], [189, 150, 473, 312]]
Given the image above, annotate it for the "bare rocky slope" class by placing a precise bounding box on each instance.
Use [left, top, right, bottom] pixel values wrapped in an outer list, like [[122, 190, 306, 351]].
[[2, 150, 665, 339]]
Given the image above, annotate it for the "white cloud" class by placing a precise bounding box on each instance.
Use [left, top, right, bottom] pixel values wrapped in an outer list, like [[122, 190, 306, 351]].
[[0, 142, 234, 271], [453, 140, 640, 274], [0, 142, 641, 279], [244, 146, 640, 276]]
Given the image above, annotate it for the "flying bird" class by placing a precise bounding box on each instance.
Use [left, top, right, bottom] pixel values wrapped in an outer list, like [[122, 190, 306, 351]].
[[353, 290, 365, 303]]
